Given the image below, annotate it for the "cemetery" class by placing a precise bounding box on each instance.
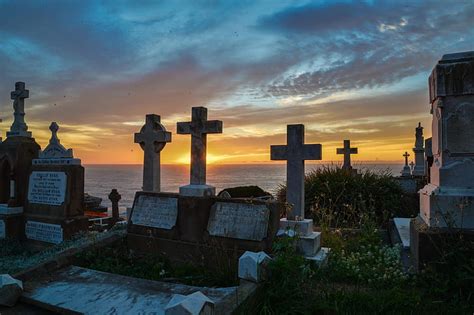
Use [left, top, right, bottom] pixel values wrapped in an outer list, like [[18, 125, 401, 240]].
[[0, 51, 473, 314]]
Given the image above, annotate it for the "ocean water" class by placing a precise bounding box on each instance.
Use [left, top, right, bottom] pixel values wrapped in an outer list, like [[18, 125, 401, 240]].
[[84, 163, 404, 209]]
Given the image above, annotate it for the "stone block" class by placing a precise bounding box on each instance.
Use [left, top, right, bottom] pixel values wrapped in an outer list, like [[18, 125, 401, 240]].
[[297, 231, 321, 256], [279, 218, 313, 236], [238, 251, 271, 283], [0, 274, 23, 307], [306, 247, 331, 266], [179, 184, 216, 197], [165, 291, 214, 315], [0, 205, 23, 215]]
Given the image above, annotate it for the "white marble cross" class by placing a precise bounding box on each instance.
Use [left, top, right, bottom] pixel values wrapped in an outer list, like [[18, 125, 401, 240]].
[[271, 124, 322, 219], [177, 107, 223, 189], [134, 114, 171, 192], [336, 140, 358, 170], [7, 81, 31, 137]]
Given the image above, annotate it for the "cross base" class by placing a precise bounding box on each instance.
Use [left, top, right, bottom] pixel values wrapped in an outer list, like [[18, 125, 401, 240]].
[[7, 130, 32, 138], [401, 165, 411, 177], [179, 184, 216, 197]]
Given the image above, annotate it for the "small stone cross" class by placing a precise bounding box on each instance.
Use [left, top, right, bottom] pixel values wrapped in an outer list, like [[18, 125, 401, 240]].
[[134, 114, 171, 192], [403, 151, 410, 166], [108, 189, 122, 223], [177, 107, 223, 186], [8, 81, 31, 137], [336, 140, 358, 170], [271, 124, 322, 220]]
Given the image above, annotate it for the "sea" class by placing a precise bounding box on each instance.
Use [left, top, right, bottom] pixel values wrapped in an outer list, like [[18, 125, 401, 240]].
[[84, 163, 404, 209]]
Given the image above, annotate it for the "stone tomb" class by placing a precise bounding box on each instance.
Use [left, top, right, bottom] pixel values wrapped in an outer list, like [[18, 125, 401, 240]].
[[24, 123, 87, 245], [128, 192, 281, 265]]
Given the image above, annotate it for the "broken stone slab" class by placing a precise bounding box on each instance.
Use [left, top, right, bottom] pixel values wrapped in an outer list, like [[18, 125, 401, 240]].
[[0, 274, 23, 307], [165, 291, 214, 315], [238, 251, 272, 283]]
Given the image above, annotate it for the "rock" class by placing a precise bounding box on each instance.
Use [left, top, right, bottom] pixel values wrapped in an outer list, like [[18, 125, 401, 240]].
[[0, 274, 23, 307], [238, 251, 272, 283], [165, 291, 214, 315]]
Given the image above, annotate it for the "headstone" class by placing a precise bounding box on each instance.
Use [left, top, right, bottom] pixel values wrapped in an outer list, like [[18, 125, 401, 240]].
[[164, 291, 214, 315], [425, 137, 433, 180], [130, 194, 178, 230], [134, 114, 171, 192], [336, 139, 358, 171], [0, 82, 40, 240], [108, 189, 121, 223], [177, 107, 223, 197], [271, 124, 329, 261], [24, 122, 87, 245], [412, 123, 425, 176], [411, 51, 474, 271], [401, 152, 411, 177], [0, 274, 23, 307], [238, 251, 271, 283]]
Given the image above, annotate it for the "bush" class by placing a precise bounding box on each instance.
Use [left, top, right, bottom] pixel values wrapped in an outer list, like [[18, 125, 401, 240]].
[[277, 166, 417, 228]]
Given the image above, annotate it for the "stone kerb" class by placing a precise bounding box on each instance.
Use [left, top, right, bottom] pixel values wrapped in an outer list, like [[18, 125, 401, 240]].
[[164, 291, 215, 315]]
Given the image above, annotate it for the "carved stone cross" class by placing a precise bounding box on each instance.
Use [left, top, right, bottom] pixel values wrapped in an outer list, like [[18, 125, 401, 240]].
[[177, 107, 222, 196], [336, 140, 358, 170], [271, 124, 322, 219], [8, 81, 31, 137], [403, 151, 410, 166], [134, 114, 171, 192]]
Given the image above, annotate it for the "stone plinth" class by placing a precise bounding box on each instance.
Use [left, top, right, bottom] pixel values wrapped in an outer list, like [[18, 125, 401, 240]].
[[179, 184, 216, 197], [127, 192, 282, 267]]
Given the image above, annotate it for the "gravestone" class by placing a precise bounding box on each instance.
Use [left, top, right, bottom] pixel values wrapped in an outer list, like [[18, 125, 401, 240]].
[[177, 107, 223, 197], [271, 124, 329, 263], [134, 114, 171, 192], [412, 123, 425, 176], [108, 189, 121, 223], [411, 51, 474, 270], [336, 139, 358, 171], [425, 138, 433, 180], [24, 122, 87, 245], [401, 152, 411, 177], [0, 82, 40, 240]]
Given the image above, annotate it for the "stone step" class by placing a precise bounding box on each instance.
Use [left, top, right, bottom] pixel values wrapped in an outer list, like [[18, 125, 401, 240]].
[[306, 247, 330, 266]]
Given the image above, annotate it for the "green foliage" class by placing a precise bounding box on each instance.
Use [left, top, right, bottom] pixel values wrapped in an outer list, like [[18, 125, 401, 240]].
[[74, 238, 238, 287], [277, 166, 418, 228]]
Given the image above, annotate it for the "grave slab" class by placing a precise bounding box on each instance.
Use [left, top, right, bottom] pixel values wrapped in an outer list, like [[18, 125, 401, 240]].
[[22, 266, 248, 315], [393, 217, 411, 249]]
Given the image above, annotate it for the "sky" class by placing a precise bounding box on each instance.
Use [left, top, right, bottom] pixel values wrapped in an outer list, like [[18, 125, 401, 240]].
[[0, 0, 473, 165]]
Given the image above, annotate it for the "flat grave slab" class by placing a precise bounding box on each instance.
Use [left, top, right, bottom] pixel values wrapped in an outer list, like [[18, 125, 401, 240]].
[[22, 266, 241, 315]]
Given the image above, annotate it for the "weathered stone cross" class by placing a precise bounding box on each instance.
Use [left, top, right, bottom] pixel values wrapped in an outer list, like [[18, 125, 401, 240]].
[[134, 114, 171, 192], [271, 124, 322, 220], [403, 151, 410, 166], [336, 139, 358, 170], [8, 81, 31, 137], [177, 107, 223, 196]]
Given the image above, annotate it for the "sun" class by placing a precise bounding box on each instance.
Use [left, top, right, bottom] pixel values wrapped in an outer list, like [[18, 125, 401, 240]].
[[174, 153, 222, 165]]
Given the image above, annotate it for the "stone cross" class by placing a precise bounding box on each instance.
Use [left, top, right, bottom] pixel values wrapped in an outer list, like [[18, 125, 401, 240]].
[[7, 81, 31, 137], [108, 189, 121, 223], [336, 140, 358, 170], [271, 124, 322, 220], [403, 151, 410, 166], [177, 107, 222, 196], [401, 151, 411, 177], [134, 114, 171, 192]]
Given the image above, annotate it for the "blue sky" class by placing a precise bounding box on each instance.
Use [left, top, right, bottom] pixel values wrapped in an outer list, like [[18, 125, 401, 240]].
[[0, 0, 473, 163]]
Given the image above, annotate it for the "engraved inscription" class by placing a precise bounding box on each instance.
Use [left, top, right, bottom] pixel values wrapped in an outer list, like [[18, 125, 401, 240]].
[[28, 171, 67, 206], [25, 221, 63, 244], [207, 202, 270, 241], [131, 195, 178, 229], [0, 220, 5, 239]]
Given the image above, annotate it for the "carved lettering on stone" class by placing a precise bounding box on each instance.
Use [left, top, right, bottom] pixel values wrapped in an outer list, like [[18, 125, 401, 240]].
[[207, 202, 270, 241], [28, 172, 67, 206], [25, 221, 63, 244], [131, 195, 178, 229]]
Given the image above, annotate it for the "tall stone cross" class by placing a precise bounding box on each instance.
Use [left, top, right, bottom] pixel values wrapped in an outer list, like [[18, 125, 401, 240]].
[[134, 114, 171, 192], [401, 151, 411, 177], [7, 81, 31, 137], [336, 139, 358, 170], [271, 124, 322, 220], [177, 107, 223, 196], [403, 151, 410, 166]]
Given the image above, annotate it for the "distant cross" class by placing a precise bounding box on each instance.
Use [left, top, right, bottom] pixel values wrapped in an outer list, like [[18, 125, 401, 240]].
[[410, 161, 415, 170], [49, 122, 60, 145], [134, 114, 171, 192], [8, 81, 31, 137], [403, 151, 410, 166], [177, 107, 223, 186], [271, 124, 322, 220], [336, 140, 358, 170]]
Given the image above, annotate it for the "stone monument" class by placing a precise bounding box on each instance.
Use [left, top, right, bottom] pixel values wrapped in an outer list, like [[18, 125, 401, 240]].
[[134, 114, 171, 192], [336, 139, 358, 171], [24, 122, 87, 245], [412, 123, 425, 176], [177, 107, 223, 197], [401, 152, 411, 177], [425, 138, 433, 180], [0, 82, 40, 240], [271, 124, 329, 262], [411, 51, 474, 270]]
